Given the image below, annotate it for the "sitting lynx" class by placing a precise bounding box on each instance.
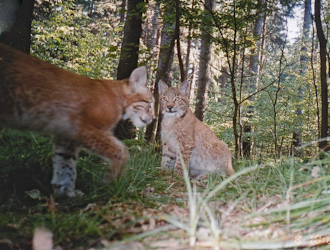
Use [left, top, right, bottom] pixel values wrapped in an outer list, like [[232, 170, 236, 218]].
[[158, 80, 234, 178], [0, 43, 155, 197]]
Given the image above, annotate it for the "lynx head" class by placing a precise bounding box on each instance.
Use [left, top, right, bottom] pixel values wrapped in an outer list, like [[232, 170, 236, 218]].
[[123, 66, 155, 127], [158, 80, 190, 118]]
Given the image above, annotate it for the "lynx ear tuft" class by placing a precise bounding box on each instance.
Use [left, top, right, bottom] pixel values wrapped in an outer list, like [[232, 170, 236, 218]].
[[179, 80, 190, 97], [158, 80, 168, 95], [129, 66, 147, 92]]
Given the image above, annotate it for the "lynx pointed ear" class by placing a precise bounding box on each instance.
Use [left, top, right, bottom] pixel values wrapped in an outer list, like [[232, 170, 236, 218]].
[[158, 80, 168, 95], [179, 80, 190, 97], [129, 66, 147, 92]]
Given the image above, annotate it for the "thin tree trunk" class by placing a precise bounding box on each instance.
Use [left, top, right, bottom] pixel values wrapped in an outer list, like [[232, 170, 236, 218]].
[[239, 44, 246, 158], [175, 0, 184, 82], [230, 2, 240, 158], [114, 0, 143, 140], [184, 0, 195, 82], [311, 22, 320, 139], [0, 0, 35, 54], [220, 66, 229, 89], [184, 0, 195, 102], [194, 0, 214, 121], [147, 3, 160, 80], [243, 0, 264, 157], [273, 45, 285, 158], [314, 0, 328, 150], [293, 0, 311, 151], [145, 1, 178, 143]]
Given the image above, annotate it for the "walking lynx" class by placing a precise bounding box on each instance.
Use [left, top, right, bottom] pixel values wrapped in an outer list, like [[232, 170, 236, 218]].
[[0, 43, 155, 197], [159, 80, 234, 178]]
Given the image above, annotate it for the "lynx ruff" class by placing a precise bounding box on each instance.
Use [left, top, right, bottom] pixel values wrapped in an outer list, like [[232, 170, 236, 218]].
[[0, 43, 155, 197], [159, 80, 234, 178]]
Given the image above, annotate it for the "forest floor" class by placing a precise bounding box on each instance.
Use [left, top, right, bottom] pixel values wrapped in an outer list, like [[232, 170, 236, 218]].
[[1, 133, 330, 250]]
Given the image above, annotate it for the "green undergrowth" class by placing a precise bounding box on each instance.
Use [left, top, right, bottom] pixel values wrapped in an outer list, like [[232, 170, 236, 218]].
[[0, 131, 330, 249]]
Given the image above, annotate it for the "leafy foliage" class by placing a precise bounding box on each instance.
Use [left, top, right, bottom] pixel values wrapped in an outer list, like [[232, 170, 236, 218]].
[[31, 0, 122, 79]]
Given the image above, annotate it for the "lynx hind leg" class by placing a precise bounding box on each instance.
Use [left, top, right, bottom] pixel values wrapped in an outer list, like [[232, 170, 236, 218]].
[[51, 138, 81, 197], [77, 128, 129, 182], [173, 142, 194, 176]]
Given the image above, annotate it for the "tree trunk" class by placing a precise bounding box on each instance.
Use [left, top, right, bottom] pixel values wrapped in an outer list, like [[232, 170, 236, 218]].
[[220, 66, 229, 89], [242, 0, 264, 157], [293, 0, 311, 151], [311, 21, 321, 140], [314, 0, 328, 150], [155, 11, 175, 85], [147, 3, 160, 80], [145, 1, 177, 143], [184, 0, 195, 85], [194, 0, 214, 122], [114, 0, 143, 140], [0, 0, 35, 54]]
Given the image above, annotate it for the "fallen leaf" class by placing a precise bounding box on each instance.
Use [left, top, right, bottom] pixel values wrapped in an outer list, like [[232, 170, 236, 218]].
[[26, 189, 41, 200]]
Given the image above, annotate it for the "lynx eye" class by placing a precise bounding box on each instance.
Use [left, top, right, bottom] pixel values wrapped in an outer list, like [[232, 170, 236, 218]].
[[161, 96, 168, 102], [174, 96, 181, 102], [134, 104, 147, 110]]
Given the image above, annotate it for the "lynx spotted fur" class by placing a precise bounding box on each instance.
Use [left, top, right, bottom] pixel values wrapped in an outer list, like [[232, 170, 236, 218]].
[[0, 43, 155, 197], [159, 80, 234, 177]]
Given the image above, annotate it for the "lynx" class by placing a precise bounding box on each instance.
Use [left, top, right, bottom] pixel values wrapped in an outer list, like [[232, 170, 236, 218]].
[[0, 43, 155, 197], [158, 80, 234, 178]]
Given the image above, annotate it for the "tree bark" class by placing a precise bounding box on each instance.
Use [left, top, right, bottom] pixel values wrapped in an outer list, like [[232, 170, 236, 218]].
[[0, 0, 35, 54], [184, 0, 195, 84], [114, 0, 144, 140], [145, 0, 178, 143], [147, 3, 160, 80], [194, 0, 214, 122], [293, 0, 311, 151], [314, 0, 328, 150]]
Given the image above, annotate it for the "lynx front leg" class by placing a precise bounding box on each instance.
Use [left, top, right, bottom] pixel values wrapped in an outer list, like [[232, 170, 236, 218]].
[[51, 138, 80, 197], [77, 128, 129, 182], [161, 144, 176, 170]]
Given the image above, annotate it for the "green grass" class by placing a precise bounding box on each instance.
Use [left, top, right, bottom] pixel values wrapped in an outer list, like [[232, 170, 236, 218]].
[[1, 131, 330, 249]]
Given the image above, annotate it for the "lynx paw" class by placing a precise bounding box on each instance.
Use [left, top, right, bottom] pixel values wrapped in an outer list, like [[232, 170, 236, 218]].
[[53, 185, 84, 197]]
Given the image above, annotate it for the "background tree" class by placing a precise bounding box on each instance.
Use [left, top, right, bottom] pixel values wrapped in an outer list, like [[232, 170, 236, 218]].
[[114, 0, 145, 140], [145, 0, 181, 143], [0, 0, 35, 53], [194, 0, 214, 121], [242, 0, 265, 157], [314, 0, 328, 150], [210, 0, 261, 158], [292, 0, 312, 153]]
